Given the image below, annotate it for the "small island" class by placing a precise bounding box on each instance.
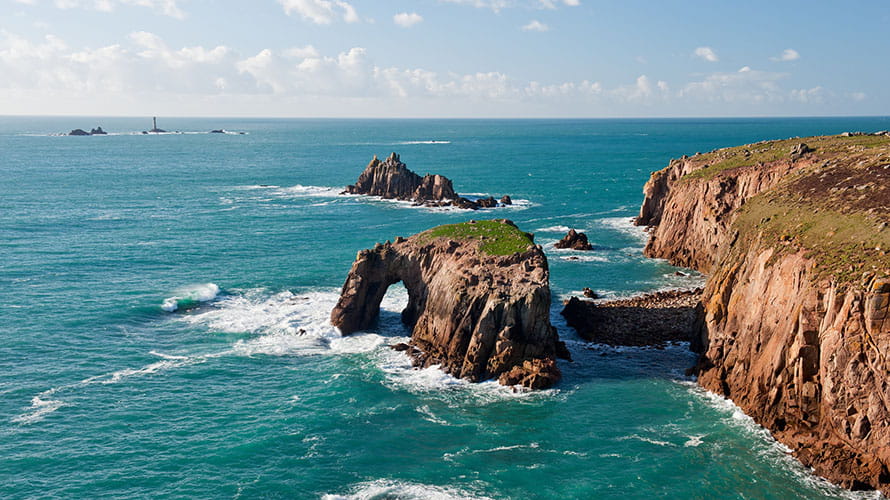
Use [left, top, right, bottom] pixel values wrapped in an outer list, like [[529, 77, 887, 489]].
[[331, 219, 567, 389], [67, 126, 107, 136], [343, 152, 514, 210]]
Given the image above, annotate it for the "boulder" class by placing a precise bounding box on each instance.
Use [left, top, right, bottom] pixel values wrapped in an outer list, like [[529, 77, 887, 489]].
[[554, 229, 594, 250]]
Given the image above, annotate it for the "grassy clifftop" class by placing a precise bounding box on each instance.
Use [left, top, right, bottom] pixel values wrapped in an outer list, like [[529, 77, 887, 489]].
[[418, 220, 535, 255], [727, 134, 890, 284], [682, 133, 890, 181]]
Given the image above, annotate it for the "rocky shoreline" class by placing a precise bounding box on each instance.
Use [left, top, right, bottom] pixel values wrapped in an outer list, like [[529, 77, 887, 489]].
[[637, 133, 890, 494], [561, 288, 702, 346]]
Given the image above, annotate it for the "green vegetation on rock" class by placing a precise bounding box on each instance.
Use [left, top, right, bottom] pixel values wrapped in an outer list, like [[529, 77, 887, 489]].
[[682, 133, 890, 181], [418, 220, 535, 255]]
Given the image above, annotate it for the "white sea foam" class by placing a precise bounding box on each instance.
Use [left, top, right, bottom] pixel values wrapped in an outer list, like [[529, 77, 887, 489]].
[[596, 216, 648, 242], [161, 283, 220, 312], [322, 480, 495, 500], [536, 225, 572, 233], [274, 184, 343, 198], [558, 254, 610, 263], [11, 396, 67, 424], [684, 434, 704, 447]]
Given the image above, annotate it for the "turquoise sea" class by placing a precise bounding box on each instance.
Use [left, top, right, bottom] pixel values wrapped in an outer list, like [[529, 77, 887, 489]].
[[2, 116, 889, 499]]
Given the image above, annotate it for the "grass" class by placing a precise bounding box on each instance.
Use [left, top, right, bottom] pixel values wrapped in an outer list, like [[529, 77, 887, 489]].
[[680, 134, 890, 181], [417, 220, 535, 255], [733, 195, 890, 286]]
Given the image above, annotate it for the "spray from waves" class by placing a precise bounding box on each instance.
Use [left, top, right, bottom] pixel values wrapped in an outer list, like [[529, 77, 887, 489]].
[[161, 283, 220, 312], [596, 216, 648, 242], [322, 480, 495, 500]]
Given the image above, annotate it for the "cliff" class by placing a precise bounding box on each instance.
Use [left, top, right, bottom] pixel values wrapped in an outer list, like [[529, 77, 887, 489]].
[[638, 133, 890, 493], [343, 153, 512, 210], [330, 219, 565, 389]]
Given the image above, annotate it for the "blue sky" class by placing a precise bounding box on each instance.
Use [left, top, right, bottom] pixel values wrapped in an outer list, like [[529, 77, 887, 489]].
[[1, 0, 888, 117]]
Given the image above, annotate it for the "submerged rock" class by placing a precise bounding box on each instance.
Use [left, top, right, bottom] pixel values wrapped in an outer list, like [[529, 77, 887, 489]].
[[331, 219, 565, 389]]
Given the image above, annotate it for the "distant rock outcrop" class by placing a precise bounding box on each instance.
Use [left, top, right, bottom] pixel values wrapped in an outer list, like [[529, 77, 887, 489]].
[[330, 219, 565, 389], [68, 127, 107, 136], [554, 229, 593, 250], [343, 153, 513, 210]]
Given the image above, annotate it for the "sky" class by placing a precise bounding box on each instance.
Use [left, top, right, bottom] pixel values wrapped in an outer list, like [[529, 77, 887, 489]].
[[1, 0, 888, 118]]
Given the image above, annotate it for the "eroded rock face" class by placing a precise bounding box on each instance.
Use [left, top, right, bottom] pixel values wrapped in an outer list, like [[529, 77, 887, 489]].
[[343, 153, 512, 210], [635, 154, 807, 273], [554, 229, 593, 251], [330, 220, 564, 389], [638, 134, 890, 494]]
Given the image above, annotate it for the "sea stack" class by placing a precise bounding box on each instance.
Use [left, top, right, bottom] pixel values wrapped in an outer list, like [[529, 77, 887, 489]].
[[554, 229, 594, 250], [343, 153, 513, 210], [636, 133, 890, 493], [330, 219, 565, 389]]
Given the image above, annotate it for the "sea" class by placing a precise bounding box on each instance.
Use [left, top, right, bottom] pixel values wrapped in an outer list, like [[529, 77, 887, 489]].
[[2, 116, 889, 499]]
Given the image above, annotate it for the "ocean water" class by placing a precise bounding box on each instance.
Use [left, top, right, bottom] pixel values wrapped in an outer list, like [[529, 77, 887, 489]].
[[2, 116, 889, 499]]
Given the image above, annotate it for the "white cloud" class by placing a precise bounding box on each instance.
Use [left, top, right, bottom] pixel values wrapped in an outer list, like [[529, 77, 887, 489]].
[[612, 75, 669, 102], [393, 12, 423, 28], [440, 0, 511, 11], [522, 20, 549, 32], [790, 86, 824, 103], [694, 46, 719, 62], [278, 0, 359, 24], [0, 30, 866, 117], [51, 0, 185, 19], [680, 67, 788, 104], [770, 48, 800, 62]]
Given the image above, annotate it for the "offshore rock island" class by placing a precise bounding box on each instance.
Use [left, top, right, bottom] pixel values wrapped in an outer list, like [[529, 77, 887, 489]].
[[637, 133, 890, 493], [331, 219, 565, 389], [343, 152, 513, 210]]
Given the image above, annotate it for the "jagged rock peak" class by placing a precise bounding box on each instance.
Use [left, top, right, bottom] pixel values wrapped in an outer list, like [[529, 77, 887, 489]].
[[330, 219, 565, 389], [342, 153, 514, 210]]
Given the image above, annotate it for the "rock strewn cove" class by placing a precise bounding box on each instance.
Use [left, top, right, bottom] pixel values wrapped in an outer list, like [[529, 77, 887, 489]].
[[330, 219, 565, 389], [343, 152, 513, 210], [637, 133, 890, 493]]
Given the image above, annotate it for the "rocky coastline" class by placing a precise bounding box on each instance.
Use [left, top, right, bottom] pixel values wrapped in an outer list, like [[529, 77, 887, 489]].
[[343, 152, 513, 210], [636, 133, 890, 493], [331, 219, 566, 389], [561, 288, 702, 346]]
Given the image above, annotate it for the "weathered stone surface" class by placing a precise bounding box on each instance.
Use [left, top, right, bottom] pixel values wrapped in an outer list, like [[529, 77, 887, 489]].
[[331, 219, 564, 389], [561, 288, 702, 346], [68, 128, 90, 136], [638, 133, 890, 494], [554, 229, 593, 251], [90, 127, 107, 135], [343, 153, 512, 210]]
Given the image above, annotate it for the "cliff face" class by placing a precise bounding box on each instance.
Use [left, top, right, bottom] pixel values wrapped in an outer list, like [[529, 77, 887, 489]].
[[638, 133, 890, 493], [343, 152, 511, 210], [636, 148, 811, 273], [330, 219, 563, 389]]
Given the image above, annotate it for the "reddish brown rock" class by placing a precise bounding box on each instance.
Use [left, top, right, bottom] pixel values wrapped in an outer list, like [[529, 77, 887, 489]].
[[554, 229, 593, 251], [638, 133, 890, 494], [343, 152, 513, 210], [330, 220, 564, 389]]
